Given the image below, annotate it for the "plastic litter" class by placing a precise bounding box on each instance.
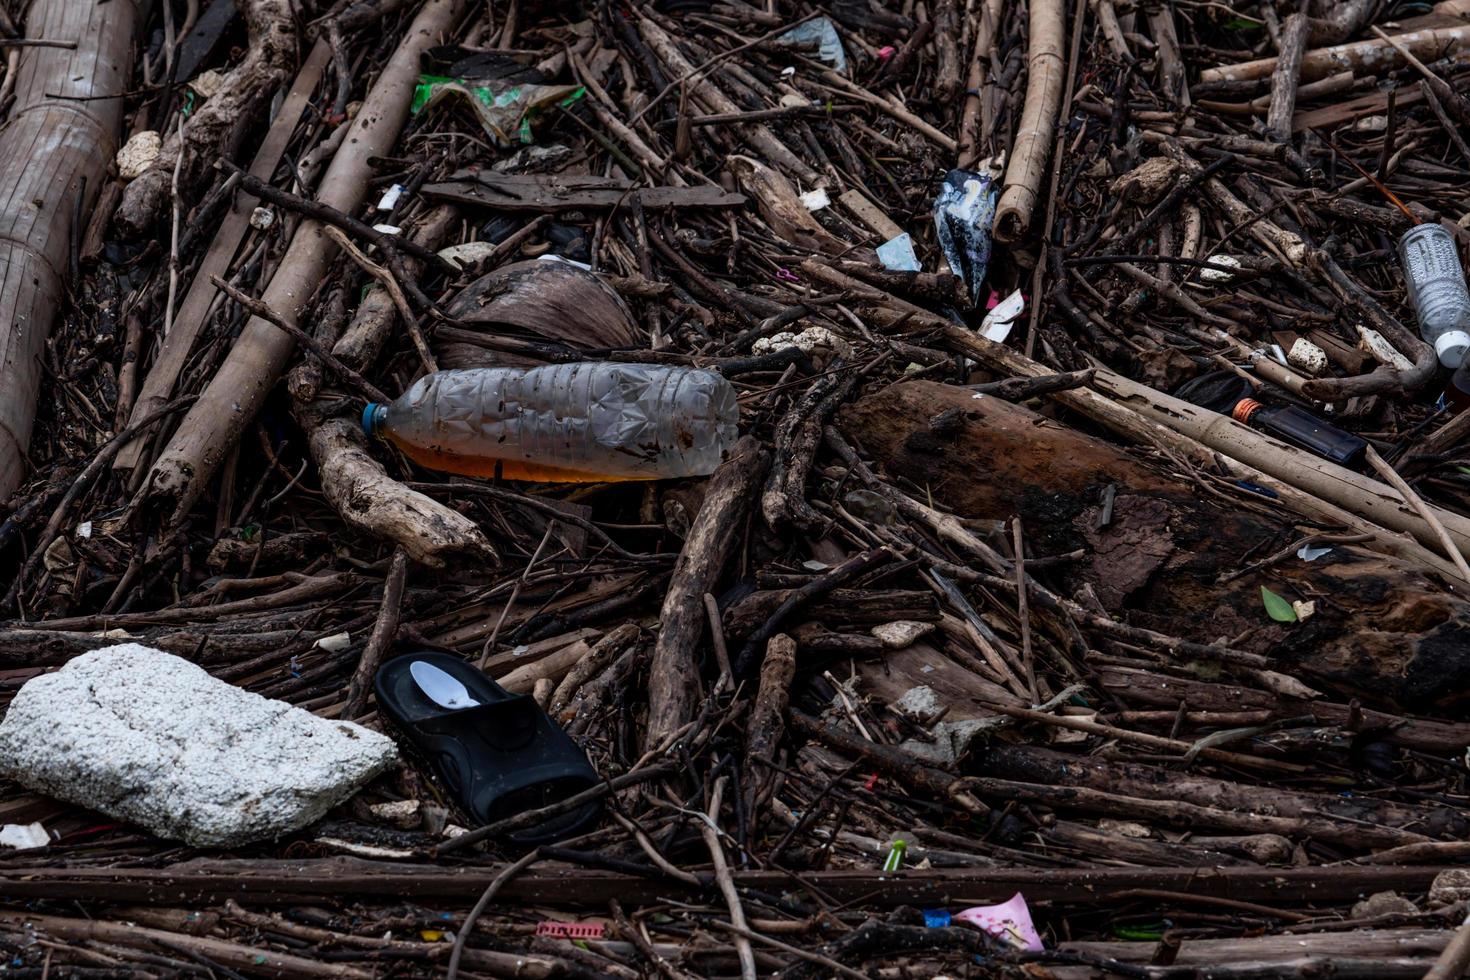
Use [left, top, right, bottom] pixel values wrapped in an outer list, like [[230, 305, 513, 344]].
[[377, 184, 405, 211], [876, 233, 921, 272], [1399, 223, 1470, 368], [800, 187, 830, 212], [980, 289, 1025, 343], [1297, 544, 1334, 562], [954, 893, 1044, 951], [411, 76, 584, 146], [1175, 370, 1367, 466], [933, 169, 998, 305], [363, 364, 740, 482], [537, 922, 606, 940], [882, 838, 907, 871], [776, 17, 847, 71], [0, 822, 48, 850]]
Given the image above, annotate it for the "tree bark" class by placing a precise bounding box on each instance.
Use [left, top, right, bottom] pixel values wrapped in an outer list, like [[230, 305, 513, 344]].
[[841, 381, 1470, 709], [0, 0, 143, 498]]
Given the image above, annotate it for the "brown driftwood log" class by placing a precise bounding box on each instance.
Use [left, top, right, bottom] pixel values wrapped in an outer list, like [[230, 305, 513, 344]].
[[0, 0, 141, 498], [646, 436, 770, 749], [841, 381, 1470, 708]]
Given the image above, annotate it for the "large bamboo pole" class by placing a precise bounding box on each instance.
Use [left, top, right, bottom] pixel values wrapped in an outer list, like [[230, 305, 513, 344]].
[[0, 0, 143, 499], [143, 0, 465, 521]]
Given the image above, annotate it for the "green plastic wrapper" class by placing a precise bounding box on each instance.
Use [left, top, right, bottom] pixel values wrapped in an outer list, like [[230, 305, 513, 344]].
[[411, 76, 584, 146]]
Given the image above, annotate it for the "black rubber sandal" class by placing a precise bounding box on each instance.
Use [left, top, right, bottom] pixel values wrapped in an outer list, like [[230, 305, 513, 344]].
[[374, 651, 602, 845]]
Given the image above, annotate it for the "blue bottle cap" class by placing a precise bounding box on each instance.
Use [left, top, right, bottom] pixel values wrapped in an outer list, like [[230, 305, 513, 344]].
[[362, 403, 383, 438]]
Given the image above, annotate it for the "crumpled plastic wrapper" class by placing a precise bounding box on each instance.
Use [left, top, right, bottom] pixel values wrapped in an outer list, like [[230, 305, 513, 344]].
[[932, 169, 998, 306], [776, 17, 847, 71], [412, 77, 583, 147]]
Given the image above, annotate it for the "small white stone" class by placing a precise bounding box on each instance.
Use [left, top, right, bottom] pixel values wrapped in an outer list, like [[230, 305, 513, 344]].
[[249, 206, 275, 230], [870, 621, 934, 649], [1287, 338, 1328, 376], [369, 799, 422, 828], [188, 69, 226, 100], [116, 131, 162, 180]]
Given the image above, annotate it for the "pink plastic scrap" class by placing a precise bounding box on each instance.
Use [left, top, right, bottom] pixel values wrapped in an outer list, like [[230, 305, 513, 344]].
[[953, 892, 1043, 951]]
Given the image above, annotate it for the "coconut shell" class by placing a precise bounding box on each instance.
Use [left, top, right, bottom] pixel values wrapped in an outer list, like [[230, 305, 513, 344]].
[[445, 259, 642, 352]]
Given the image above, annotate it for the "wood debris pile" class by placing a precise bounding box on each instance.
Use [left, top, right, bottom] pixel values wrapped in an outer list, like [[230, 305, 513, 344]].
[[4, 0, 1470, 976]]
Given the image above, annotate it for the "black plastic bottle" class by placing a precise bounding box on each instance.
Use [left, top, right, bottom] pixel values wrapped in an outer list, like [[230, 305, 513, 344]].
[[1175, 370, 1368, 467]]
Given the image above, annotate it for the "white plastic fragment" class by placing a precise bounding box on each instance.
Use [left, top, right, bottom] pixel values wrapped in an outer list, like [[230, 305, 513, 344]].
[[1292, 599, 1316, 621], [0, 823, 49, 850], [876, 233, 921, 272], [315, 631, 352, 652], [1199, 255, 1241, 283], [116, 131, 162, 181], [537, 253, 593, 271], [1287, 338, 1328, 375], [249, 206, 275, 230], [980, 289, 1025, 343], [799, 187, 830, 212], [75, 521, 92, 539], [1297, 544, 1333, 562], [438, 241, 499, 270], [378, 184, 406, 211], [372, 224, 403, 236]]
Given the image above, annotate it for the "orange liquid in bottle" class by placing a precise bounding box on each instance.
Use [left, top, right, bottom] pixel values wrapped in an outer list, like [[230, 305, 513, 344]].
[[392, 438, 644, 483]]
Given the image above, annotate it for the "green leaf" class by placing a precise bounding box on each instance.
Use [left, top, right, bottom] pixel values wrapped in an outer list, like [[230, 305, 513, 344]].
[[1457, 466, 1470, 476], [1114, 926, 1166, 941], [1224, 16, 1263, 30], [1261, 586, 1298, 623]]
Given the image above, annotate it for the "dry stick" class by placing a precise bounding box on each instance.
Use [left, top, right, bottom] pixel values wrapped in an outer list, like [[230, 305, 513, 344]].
[[704, 593, 734, 694], [1012, 519, 1037, 701], [994, 0, 1065, 243], [1370, 25, 1470, 130], [981, 702, 1308, 774], [144, 0, 464, 521], [114, 40, 332, 475], [700, 777, 757, 980], [549, 621, 640, 715], [1424, 913, 1470, 980], [1266, 9, 1310, 141], [956, 0, 1003, 168], [1363, 445, 1470, 583], [647, 436, 770, 749], [341, 548, 406, 719], [163, 114, 186, 339], [706, 920, 869, 980], [7, 396, 196, 608], [446, 849, 543, 980], [208, 276, 390, 403], [322, 227, 439, 374], [220, 160, 456, 275]]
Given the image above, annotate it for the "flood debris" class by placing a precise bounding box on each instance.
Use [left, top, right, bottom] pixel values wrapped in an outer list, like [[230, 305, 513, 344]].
[[4, 0, 1470, 976]]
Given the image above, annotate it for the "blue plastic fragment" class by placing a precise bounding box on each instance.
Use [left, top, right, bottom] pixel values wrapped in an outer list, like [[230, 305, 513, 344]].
[[924, 909, 952, 928]]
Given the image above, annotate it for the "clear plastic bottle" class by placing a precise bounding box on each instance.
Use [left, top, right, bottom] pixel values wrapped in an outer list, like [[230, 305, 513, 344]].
[[1399, 224, 1470, 368], [362, 363, 740, 482]]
